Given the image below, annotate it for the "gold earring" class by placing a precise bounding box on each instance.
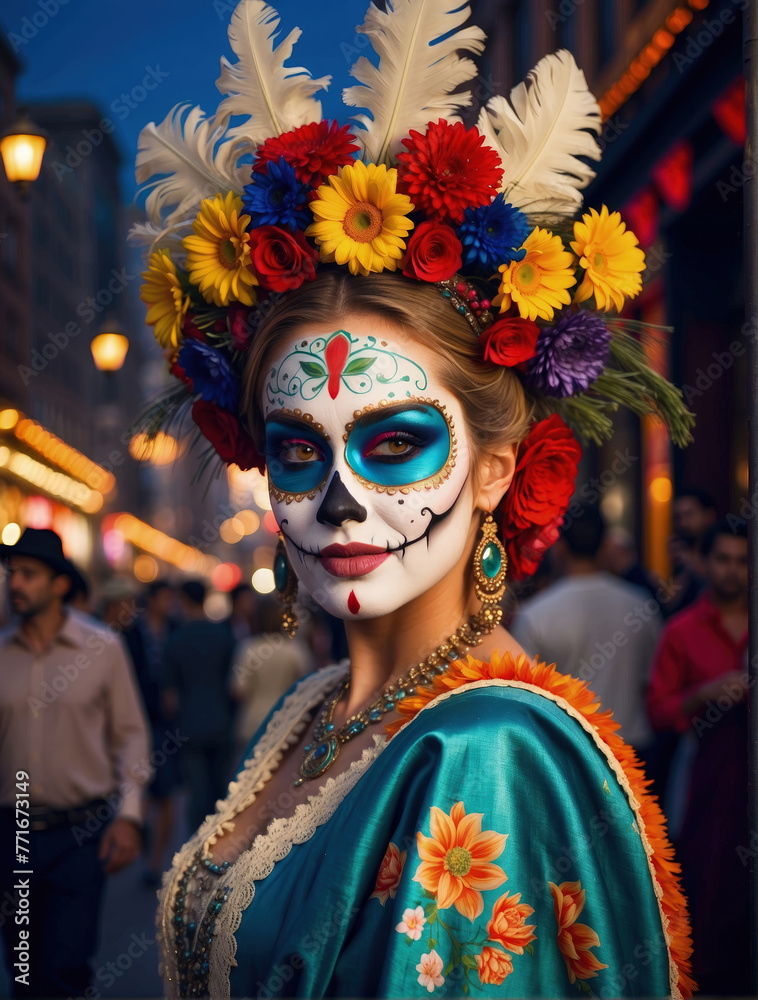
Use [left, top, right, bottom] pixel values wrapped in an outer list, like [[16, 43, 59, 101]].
[[473, 513, 508, 609], [274, 533, 298, 638]]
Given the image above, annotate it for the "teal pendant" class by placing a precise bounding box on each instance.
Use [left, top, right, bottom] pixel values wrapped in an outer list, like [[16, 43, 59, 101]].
[[300, 736, 339, 780], [274, 551, 289, 593], [481, 541, 502, 578]]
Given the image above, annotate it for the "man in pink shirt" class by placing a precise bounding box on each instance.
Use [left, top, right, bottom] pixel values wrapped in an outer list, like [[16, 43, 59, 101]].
[[646, 518, 748, 996], [0, 529, 151, 998]]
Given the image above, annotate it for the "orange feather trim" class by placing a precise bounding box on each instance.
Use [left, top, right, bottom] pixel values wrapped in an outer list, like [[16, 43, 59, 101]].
[[385, 650, 696, 998]]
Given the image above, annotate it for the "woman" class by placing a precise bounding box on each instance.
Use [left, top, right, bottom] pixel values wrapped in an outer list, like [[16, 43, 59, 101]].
[[154, 273, 692, 999], [134, 2, 696, 994]]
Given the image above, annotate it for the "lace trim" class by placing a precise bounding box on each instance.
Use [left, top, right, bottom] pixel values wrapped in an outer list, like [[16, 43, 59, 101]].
[[157, 663, 388, 1000], [388, 678, 682, 1000]]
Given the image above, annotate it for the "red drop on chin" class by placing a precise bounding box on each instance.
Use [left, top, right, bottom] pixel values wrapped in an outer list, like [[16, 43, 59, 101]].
[[347, 590, 360, 615]]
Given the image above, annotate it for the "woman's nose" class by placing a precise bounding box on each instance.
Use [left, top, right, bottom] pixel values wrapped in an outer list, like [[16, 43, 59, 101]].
[[316, 471, 368, 526]]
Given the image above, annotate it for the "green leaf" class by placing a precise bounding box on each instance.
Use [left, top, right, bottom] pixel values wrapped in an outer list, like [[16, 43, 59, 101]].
[[444, 963, 454, 976], [344, 357, 375, 375], [423, 889, 437, 900], [462, 983, 469, 994], [427, 909, 437, 925], [428, 936, 435, 949], [525, 943, 534, 957], [300, 360, 326, 377]]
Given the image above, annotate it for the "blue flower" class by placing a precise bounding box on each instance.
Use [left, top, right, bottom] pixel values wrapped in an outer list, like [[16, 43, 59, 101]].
[[242, 157, 309, 232], [457, 195, 529, 273], [178, 340, 238, 411], [526, 312, 611, 397]]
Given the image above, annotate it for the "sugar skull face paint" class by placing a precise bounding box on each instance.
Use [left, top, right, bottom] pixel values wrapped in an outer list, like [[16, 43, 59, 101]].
[[262, 315, 475, 620]]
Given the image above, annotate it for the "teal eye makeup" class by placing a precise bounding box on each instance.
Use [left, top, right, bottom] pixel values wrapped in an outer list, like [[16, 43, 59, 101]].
[[265, 417, 333, 496], [345, 403, 452, 488]]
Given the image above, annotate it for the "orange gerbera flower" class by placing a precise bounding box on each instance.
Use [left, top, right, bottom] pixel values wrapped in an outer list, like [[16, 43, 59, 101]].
[[549, 880, 608, 984], [486, 890, 537, 955], [413, 801, 508, 921]]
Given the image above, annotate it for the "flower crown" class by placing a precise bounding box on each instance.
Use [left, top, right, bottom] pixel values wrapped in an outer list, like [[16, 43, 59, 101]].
[[133, 0, 693, 580]]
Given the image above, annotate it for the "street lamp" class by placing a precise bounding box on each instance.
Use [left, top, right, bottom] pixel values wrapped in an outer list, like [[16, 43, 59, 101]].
[[91, 316, 129, 374], [0, 110, 47, 198]]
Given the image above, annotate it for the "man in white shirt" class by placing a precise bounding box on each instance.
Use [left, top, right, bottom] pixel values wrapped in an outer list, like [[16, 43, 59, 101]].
[[511, 505, 661, 754]]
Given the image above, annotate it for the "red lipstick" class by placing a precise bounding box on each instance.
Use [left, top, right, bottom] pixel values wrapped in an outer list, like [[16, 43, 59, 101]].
[[319, 542, 389, 578]]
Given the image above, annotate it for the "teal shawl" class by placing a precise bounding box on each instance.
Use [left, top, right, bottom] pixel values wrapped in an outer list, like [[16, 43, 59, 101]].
[[158, 658, 693, 999]]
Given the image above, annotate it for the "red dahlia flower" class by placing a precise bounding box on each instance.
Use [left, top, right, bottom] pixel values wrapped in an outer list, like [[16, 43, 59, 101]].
[[397, 120, 503, 225], [253, 120, 360, 188]]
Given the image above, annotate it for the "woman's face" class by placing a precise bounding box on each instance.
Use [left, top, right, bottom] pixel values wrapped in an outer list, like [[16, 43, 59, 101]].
[[261, 312, 476, 620]]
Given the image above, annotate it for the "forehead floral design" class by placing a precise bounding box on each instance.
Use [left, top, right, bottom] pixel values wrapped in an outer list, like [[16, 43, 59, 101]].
[[132, 0, 694, 579]]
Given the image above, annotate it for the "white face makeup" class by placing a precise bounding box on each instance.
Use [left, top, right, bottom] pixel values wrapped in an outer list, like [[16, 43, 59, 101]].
[[262, 314, 475, 620]]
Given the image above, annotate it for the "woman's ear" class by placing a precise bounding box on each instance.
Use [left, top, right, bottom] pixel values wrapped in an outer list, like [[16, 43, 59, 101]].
[[474, 442, 518, 513]]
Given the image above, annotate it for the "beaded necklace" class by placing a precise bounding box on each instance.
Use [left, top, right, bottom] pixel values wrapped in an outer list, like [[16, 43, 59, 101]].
[[296, 603, 501, 787]]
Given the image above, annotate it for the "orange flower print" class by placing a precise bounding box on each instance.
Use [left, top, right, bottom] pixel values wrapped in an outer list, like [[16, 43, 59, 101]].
[[413, 801, 508, 921], [549, 880, 609, 984], [370, 841, 406, 905], [475, 945, 514, 985], [486, 890, 537, 955]]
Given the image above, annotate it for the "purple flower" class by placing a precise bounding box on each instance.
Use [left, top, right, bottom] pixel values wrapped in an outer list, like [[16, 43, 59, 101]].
[[526, 312, 611, 397]]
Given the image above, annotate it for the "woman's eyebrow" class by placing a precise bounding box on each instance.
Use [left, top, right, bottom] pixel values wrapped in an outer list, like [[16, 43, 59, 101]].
[[352, 402, 430, 430]]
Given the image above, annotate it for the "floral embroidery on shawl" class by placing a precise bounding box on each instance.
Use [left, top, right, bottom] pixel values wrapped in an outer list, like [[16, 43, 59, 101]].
[[384, 651, 696, 998], [549, 880, 608, 987], [373, 801, 537, 992], [370, 841, 406, 905]]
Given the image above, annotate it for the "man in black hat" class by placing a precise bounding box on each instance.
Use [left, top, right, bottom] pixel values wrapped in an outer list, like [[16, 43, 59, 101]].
[[0, 528, 151, 998]]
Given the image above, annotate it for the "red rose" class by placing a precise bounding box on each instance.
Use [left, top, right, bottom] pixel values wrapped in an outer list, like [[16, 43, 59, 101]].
[[504, 515, 563, 581], [227, 303, 254, 351], [402, 222, 462, 282], [247, 226, 318, 292], [480, 317, 539, 367], [499, 415, 581, 560], [191, 400, 264, 472]]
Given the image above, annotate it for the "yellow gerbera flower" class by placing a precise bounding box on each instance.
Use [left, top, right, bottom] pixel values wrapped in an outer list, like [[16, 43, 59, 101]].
[[496, 227, 576, 322], [306, 161, 414, 276], [183, 191, 258, 307], [140, 249, 189, 349], [571, 205, 645, 312]]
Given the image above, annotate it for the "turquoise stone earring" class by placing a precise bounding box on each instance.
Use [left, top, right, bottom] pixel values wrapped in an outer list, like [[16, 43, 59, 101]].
[[473, 513, 508, 608], [275, 533, 298, 638]]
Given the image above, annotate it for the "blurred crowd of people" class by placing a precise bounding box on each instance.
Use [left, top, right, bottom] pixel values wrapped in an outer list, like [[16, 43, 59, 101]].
[[0, 485, 749, 996], [509, 488, 748, 996]]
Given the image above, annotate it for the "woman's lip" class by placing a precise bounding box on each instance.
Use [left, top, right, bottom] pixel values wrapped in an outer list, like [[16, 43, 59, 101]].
[[320, 552, 390, 578], [320, 542, 387, 557]]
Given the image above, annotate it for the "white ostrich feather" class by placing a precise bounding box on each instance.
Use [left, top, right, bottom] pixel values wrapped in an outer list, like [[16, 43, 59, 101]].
[[135, 104, 246, 229], [127, 219, 193, 257], [477, 50, 602, 216], [215, 0, 330, 146], [342, 0, 486, 165]]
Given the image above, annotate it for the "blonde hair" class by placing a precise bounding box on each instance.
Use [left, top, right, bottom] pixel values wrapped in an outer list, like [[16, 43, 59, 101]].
[[243, 271, 533, 468]]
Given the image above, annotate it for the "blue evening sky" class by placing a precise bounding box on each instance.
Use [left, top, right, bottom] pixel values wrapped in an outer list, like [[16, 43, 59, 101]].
[[2, 0, 371, 201]]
